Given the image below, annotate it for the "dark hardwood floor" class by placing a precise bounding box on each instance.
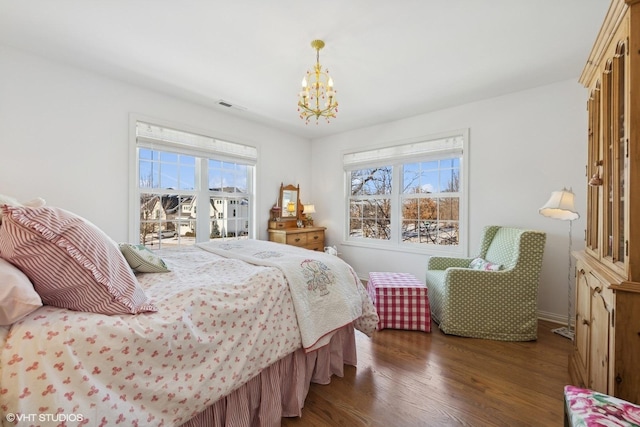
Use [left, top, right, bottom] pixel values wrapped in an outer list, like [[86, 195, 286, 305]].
[[282, 320, 572, 427]]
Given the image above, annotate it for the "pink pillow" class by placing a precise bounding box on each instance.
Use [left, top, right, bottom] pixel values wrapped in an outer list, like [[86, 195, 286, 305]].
[[0, 258, 42, 325], [469, 257, 503, 271], [0, 206, 156, 315]]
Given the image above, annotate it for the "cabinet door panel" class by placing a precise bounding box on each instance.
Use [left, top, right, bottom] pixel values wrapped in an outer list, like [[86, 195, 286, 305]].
[[589, 285, 610, 393], [575, 266, 591, 378]]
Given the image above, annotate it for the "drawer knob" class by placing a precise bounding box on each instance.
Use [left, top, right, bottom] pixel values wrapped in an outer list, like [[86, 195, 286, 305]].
[[295, 238, 301, 242], [313, 236, 318, 240]]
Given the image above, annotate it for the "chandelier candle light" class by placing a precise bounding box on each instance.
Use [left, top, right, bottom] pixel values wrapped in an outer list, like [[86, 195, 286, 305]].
[[298, 39, 338, 124]]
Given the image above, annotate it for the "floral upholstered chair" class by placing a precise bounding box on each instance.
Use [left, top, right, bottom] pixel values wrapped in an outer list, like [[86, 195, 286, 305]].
[[425, 225, 546, 341], [564, 385, 640, 426]]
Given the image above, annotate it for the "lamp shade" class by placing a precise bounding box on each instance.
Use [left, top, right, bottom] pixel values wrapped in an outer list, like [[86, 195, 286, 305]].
[[304, 204, 316, 214], [539, 189, 580, 221]]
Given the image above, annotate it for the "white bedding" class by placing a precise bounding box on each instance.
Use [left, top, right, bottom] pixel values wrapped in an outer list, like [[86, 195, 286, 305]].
[[0, 242, 376, 426], [196, 239, 377, 351]]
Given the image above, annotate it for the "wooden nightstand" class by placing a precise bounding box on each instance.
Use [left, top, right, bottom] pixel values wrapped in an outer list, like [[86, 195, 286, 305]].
[[267, 226, 325, 251]]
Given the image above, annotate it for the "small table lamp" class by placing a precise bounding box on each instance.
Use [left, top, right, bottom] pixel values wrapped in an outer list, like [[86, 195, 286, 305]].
[[539, 188, 580, 340], [286, 201, 296, 216], [303, 204, 316, 226]]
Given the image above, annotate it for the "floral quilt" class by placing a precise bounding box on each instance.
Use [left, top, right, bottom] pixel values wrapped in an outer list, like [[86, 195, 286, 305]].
[[0, 246, 302, 426]]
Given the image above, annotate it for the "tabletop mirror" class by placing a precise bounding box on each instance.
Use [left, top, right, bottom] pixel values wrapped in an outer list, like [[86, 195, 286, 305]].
[[279, 183, 300, 221]]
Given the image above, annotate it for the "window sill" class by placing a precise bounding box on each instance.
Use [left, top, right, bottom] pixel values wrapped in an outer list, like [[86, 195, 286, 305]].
[[341, 239, 465, 257]]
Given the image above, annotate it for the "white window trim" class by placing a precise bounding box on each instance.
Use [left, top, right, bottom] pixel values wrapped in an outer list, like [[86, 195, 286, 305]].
[[342, 129, 469, 257], [128, 114, 257, 244]]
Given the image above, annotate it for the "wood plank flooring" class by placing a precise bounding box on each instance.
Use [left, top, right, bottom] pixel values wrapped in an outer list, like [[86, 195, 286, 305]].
[[282, 320, 572, 427]]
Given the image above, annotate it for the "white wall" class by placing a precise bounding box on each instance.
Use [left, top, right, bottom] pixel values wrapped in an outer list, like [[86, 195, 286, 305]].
[[0, 46, 311, 242], [0, 44, 588, 323], [310, 79, 588, 323]]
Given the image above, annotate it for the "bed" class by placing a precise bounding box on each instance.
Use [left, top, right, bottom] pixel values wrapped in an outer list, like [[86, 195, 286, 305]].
[[0, 204, 378, 426]]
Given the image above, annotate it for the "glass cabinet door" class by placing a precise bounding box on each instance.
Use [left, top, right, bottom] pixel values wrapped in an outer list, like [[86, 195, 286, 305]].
[[586, 85, 600, 254], [614, 43, 626, 268], [602, 41, 627, 273], [603, 61, 613, 260]]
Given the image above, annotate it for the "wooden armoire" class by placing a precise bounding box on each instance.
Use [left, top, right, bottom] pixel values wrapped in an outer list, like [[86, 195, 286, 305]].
[[569, 0, 640, 404]]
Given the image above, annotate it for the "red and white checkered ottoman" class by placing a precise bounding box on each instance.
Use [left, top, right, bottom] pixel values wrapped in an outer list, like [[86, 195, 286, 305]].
[[367, 272, 431, 332]]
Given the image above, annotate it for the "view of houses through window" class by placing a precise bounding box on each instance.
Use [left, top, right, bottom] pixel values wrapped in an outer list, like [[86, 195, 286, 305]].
[[133, 121, 255, 248], [139, 188, 250, 248]]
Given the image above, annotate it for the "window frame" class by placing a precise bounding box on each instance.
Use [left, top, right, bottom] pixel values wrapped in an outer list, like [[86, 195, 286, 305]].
[[128, 115, 257, 246], [343, 130, 469, 256]]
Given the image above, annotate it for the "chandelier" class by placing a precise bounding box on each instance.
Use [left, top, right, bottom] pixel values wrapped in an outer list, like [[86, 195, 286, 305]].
[[298, 40, 338, 124]]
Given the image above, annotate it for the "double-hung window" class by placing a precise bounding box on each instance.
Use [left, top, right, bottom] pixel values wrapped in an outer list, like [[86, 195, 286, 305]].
[[344, 130, 468, 255], [130, 120, 257, 248]]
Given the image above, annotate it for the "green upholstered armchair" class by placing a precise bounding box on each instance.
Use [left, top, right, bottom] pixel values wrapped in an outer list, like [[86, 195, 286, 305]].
[[425, 226, 546, 341]]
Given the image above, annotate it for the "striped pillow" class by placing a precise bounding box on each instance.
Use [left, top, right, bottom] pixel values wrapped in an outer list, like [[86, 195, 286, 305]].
[[0, 206, 157, 315]]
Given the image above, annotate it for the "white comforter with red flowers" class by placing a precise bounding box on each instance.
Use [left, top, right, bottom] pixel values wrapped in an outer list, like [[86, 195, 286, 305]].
[[0, 245, 308, 426]]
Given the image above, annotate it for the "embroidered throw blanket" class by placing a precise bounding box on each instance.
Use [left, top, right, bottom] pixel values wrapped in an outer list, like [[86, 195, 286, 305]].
[[197, 240, 370, 351]]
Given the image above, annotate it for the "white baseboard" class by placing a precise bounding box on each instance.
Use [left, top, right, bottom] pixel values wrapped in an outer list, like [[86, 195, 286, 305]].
[[537, 310, 572, 327]]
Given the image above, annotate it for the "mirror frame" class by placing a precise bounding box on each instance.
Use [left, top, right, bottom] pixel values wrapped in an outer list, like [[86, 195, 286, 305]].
[[279, 183, 301, 221]]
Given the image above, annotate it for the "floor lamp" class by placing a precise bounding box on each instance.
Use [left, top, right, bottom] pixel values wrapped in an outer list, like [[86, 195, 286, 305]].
[[539, 188, 580, 340]]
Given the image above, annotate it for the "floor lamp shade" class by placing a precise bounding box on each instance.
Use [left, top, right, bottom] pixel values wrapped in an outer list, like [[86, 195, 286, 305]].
[[539, 189, 580, 220]]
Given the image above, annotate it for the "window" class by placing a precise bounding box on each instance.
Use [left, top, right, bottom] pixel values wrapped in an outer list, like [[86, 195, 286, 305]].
[[344, 131, 468, 255], [349, 167, 392, 240], [130, 120, 256, 248]]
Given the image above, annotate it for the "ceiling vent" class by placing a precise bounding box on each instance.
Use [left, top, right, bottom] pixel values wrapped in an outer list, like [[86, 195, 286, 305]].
[[216, 100, 247, 112]]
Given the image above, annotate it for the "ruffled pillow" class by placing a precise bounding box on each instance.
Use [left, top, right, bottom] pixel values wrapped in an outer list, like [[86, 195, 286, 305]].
[[469, 257, 503, 271], [0, 194, 46, 224], [0, 205, 156, 315]]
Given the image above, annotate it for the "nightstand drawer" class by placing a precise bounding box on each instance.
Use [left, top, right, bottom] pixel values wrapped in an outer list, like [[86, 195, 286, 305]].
[[306, 231, 323, 245], [286, 233, 307, 246], [267, 226, 326, 251], [306, 242, 324, 252], [269, 221, 286, 229]]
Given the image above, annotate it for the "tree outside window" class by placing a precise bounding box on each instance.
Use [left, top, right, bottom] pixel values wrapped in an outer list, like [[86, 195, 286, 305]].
[[349, 167, 392, 240], [344, 131, 466, 253], [402, 158, 460, 245]]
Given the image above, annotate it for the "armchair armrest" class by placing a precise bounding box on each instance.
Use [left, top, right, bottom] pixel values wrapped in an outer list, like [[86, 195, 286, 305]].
[[427, 256, 473, 270], [445, 267, 510, 284]]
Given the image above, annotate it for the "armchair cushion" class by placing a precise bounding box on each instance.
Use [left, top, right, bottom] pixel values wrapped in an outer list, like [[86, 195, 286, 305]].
[[425, 225, 546, 341]]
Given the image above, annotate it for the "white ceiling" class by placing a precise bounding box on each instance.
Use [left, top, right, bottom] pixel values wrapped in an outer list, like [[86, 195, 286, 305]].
[[0, 1, 610, 139]]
